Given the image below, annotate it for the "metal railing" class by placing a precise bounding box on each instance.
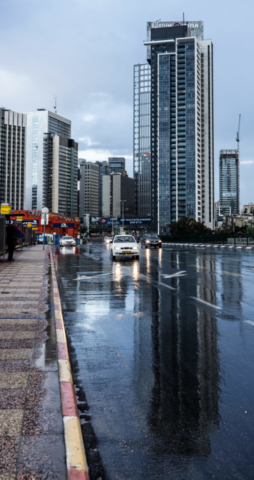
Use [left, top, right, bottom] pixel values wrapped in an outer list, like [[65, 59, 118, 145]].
[[159, 234, 254, 246]]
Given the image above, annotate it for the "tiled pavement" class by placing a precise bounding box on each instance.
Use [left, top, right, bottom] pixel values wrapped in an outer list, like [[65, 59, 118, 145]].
[[0, 246, 66, 480]]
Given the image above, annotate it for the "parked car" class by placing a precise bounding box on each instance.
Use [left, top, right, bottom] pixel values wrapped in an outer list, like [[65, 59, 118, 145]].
[[111, 235, 139, 260], [60, 236, 76, 247], [141, 233, 162, 249]]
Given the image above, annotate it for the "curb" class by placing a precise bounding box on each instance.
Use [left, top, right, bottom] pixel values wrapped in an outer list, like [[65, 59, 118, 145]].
[[162, 243, 254, 250], [50, 249, 90, 480]]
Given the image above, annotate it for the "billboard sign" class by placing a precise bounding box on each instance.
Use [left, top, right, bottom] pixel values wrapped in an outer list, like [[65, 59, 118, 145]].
[[22, 219, 39, 227], [52, 223, 75, 227], [91, 217, 151, 226]]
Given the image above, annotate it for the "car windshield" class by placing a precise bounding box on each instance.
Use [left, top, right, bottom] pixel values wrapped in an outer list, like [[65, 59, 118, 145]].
[[63, 237, 73, 240], [147, 234, 159, 239], [114, 236, 135, 243]]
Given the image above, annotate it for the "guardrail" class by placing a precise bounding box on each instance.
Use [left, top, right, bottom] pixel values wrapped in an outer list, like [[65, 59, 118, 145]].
[[159, 234, 254, 246]]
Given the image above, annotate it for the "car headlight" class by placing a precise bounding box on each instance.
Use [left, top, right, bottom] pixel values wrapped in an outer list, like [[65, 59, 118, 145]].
[[146, 240, 150, 243], [115, 247, 120, 250], [133, 247, 139, 250], [159, 240, 161, 242]]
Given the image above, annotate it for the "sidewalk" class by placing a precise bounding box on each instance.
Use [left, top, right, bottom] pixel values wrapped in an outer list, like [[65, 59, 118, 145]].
[[0, 245, 66, 479]]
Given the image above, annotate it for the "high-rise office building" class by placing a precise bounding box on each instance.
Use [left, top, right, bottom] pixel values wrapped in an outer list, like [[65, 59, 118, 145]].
[[133, 63, 151, 217], [135, 21, 214, 232], [79, 160, 99, 218], [25, 109, 71, 210], [102, 173, 135, 218], [108, 157, 125, 173], [0, 108, 26, 210], [219, 149, 239, 216], [95, 161, 110, 216], [43, 134, 78, 216]]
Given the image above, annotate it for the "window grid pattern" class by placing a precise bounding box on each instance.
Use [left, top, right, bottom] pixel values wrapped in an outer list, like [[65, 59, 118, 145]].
[[133, 63, 151, 217]]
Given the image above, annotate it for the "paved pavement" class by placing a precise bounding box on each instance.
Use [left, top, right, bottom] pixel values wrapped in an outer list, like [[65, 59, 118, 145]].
[[0, 246, 67, 480]]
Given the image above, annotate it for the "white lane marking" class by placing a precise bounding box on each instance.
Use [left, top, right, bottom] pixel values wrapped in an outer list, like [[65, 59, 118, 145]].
[[190, 297, 221, 310], [161, 271, 187, 279], [158, 282, 176, 291], [122, 266, 176, 290], [244, 320, 254, 327], [75, 273, 112, 281]]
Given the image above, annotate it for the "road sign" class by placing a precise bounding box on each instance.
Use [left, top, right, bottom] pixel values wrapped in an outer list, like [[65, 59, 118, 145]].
[[42, 207, 49, 214], [0, 203, 11, 215]]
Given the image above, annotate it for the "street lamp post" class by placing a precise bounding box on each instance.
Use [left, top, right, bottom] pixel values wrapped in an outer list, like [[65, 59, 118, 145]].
[[120, 200, 127, 230], [41, 207, 49, 250]]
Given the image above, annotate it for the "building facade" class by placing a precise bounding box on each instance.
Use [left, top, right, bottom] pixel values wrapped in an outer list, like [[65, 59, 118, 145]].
[[25, 109, 71, 210], [0, 108, 26, 210], [95, 161, 110, 216], [108, 157, 125, 173], [102, 173, 135, 218], [43, 134, 78, 216], [219, 150, 239, 216], [135, 21, 214, 233], [133, 63, 151, 217], [79, 160, 99, 218]]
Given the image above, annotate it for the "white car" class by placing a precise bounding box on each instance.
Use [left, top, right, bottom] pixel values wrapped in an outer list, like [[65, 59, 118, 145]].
[[60, 236, 76, 247], [111, 235, 139, 260]]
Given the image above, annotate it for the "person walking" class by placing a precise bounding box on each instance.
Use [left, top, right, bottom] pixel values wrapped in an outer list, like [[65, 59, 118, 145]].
[[6, 227, 16, 261], [6, 225, 25, 261]]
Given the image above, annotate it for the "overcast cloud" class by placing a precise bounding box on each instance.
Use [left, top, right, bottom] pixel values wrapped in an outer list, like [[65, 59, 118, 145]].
[[1, 0, 254, 207]]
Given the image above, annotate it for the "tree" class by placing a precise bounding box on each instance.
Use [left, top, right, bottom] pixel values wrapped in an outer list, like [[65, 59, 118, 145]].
[[247, 225, 254, 238], [169, 217, 212, 235]]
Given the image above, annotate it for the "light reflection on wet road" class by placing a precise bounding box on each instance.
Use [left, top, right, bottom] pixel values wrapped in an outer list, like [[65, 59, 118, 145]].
[[55, 241, 254, 479]]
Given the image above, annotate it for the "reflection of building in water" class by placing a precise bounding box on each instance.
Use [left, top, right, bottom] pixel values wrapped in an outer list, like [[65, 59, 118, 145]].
[[220, 258, 242, 316], [196, 252, 217, 305], [196, 253, 220, 436], [134, 253, 220, 456]]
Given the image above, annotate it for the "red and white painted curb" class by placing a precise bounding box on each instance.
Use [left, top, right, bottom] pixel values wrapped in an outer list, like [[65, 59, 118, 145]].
[[50, 250, 90, 480]]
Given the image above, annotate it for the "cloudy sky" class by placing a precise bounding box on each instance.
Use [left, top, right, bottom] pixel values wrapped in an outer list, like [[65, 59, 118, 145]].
[[1, 0, 254, 206]]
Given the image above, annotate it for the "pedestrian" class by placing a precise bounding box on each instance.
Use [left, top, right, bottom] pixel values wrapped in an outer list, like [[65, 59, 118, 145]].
[[6, 227, 16, 261], [5, 225, 25, 261]]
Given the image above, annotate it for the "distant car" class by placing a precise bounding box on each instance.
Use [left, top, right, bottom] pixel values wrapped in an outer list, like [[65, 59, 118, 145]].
[[141, 233, 162, 249], [111, 235, 139, 260], [60, 236, 76, 247], [104, 235, 114, 244]]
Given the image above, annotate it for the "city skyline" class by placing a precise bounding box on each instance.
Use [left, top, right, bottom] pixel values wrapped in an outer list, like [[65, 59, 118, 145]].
[[1, 1, 254, 207]]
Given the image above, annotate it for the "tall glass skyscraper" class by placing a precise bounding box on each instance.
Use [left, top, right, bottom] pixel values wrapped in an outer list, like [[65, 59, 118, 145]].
[[219, 150, 239, 216], [134, 21, 214, 232], [133, 63, 151, 217], [25, 110, 71, 210]]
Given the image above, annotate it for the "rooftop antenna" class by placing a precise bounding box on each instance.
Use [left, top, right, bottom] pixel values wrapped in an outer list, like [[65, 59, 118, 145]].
[[54, 96, 57, 114]]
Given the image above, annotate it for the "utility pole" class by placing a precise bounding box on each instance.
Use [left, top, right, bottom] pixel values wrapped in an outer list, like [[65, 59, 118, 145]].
[[41, 207, 49, 250], [121, 200, 126, 230]]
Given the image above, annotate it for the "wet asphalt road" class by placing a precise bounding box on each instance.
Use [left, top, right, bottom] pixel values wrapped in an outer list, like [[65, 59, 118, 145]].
[[54, 240, 254, 479]]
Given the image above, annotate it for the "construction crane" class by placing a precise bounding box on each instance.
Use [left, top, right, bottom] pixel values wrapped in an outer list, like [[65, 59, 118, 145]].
[[236, 114, 241, 214], [236, 114, 241, 155]]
